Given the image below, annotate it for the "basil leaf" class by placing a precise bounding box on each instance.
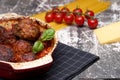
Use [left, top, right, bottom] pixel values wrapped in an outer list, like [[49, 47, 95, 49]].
[[32, 41, 44, 54], [41, 28, 55, 41]]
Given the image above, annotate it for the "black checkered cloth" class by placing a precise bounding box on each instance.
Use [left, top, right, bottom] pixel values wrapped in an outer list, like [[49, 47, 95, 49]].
[[32, 42, 99, 80]]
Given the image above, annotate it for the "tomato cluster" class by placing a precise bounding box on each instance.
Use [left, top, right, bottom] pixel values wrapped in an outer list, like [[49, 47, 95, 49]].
[[45, 7, 98, 29]]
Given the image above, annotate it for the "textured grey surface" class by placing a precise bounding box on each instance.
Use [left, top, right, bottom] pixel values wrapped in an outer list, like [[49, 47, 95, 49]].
[[57, 0, 120, 79], [0, 0, 119, 79], [70, 0, 120, 79]]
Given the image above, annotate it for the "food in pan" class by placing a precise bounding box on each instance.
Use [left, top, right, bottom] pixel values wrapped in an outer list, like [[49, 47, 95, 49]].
[[0, 16, 56, 62]]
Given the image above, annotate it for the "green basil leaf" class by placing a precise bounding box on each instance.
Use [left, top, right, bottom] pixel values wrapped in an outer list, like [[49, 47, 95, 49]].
[[32, 41, 44, 54], [41, 28, 55, 41]]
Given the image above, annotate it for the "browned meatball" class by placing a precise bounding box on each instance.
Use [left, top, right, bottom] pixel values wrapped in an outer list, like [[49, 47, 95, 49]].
[[22, 52, 35, 62], [13, 40, 32, 54], [0, 44, 13, 61], [10, 52, 35, 62], [0, 26, 6, 43], [10, 40, 35, 62], [0, 26, 16, 45], [3, 30, 16, 44], [13, 18, 40, 41]]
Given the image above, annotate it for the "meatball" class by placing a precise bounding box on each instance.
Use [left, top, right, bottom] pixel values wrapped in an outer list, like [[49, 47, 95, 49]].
[[22, 52, 35, 62], [10, 40, 35, 62], [0, 26, 16, 44], [13, 40, 32, 54], [0, 26, 6, 42], [0, 44, 13, 61], [10, 52, 35, 62], [13, 18, 40, 41], [3, 30, 16, 44]]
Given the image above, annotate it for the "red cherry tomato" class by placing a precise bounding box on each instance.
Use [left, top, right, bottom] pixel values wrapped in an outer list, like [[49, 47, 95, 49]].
[[52, 7, 60, 16], [85, 10, 94, 19], [73, 8, 83, 16], [45, 12, 54, 23], [64, 13, 74, 25], [61, 7, 70, 17], [54, 12, 63, 23], [88, 18, 98, 29], [75, 15, 84, 26]]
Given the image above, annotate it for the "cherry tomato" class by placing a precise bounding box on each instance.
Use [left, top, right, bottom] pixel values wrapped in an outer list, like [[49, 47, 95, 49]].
[[75, 15, 84, 26], [85, 10, 94, 19], [64, 13, 74, 25], [61, 7, 70, 17], [45, 12, 54, 23], [88, 18, 98, 29], [52, 7, 60, 16], [73, 8, 83, 16], [54, 12, 63, 23]]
